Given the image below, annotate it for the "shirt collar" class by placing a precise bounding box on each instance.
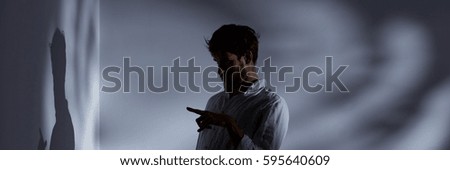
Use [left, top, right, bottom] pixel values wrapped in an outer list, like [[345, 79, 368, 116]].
[[243, 79, 266, 96], [223, 79, 266, 99]]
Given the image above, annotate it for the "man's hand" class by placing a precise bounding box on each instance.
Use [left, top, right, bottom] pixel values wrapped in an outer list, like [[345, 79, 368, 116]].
[[187, 107, 244, 147], [187, 107, 226, 132]]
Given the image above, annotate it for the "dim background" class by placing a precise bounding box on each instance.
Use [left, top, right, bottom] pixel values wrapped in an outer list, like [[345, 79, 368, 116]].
[[1, 0, 449, 149]]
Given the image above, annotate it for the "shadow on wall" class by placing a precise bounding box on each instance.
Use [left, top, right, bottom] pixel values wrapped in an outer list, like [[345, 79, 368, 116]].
[[38, 29, 75, 150]]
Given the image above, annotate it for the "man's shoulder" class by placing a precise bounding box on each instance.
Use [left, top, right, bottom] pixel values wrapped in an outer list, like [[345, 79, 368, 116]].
[[258, 88, 286, 105], [205, 91, 225, 109], [208, 91, 225, 101]]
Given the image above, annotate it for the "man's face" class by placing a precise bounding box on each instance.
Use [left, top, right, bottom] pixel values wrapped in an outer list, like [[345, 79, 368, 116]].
[[213, 52, 248, 93]]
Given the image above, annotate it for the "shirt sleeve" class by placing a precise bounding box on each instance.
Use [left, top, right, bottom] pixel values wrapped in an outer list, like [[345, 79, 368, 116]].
[[236, 97, 289, 150]]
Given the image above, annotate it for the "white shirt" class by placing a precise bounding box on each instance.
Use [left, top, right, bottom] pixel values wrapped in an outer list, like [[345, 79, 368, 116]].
[[196, 79, 289, 150]]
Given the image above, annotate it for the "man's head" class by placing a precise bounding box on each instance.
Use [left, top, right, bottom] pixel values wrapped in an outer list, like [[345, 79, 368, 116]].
[[206, 24, 259, 93], [206, 24, 259, 65]]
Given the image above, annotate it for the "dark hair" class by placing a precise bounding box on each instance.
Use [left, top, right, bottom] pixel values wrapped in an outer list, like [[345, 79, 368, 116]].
[[206, 24, 259, 64]]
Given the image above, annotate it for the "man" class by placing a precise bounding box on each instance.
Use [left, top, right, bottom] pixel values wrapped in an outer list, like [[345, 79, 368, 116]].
[[187, 24, 289, 149]]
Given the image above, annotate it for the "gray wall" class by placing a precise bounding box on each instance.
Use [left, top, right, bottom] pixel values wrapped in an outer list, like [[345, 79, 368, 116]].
[[1, 0, 448, 150]]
